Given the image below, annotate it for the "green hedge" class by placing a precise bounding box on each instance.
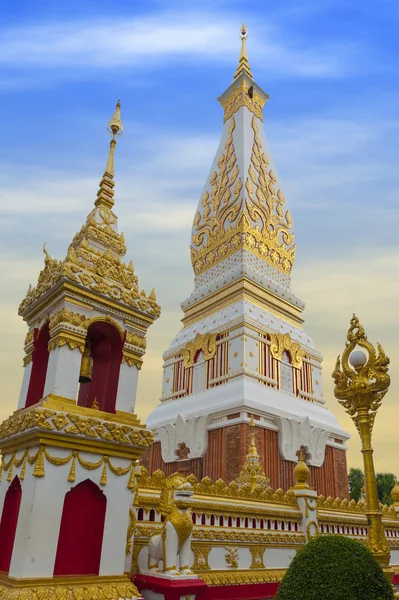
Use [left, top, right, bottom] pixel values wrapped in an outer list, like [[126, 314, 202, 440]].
[[276, 535, 394, 600]]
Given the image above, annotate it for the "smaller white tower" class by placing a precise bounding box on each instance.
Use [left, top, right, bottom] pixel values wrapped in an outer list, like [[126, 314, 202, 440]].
[[0, 102, 160, 600]]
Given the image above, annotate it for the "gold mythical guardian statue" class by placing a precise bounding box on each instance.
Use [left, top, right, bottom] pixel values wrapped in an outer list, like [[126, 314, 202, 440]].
[[147, 473, 194, 576]]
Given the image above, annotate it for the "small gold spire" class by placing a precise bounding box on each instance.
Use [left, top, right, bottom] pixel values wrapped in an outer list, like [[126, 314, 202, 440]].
[[234, 23, 253, 80], [235, 414, 269, 490], [248, 414, 258, 457], [95, 100, 123, 209]]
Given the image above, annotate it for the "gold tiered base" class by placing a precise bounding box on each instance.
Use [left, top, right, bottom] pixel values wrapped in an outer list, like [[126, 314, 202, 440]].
[[0, 574, 140, 599]]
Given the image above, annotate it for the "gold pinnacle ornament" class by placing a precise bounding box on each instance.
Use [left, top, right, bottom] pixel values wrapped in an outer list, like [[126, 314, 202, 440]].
[[332, 314, 396, 592]]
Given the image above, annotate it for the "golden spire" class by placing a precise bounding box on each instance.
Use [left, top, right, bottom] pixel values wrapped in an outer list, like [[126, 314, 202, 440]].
[[236, 415, 269, 491], [95, 99, 124, 210], [234, 23, 253, 80]]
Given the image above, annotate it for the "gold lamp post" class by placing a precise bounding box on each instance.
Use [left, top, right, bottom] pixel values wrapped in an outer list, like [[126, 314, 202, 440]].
[[332, 314, 395, 588]]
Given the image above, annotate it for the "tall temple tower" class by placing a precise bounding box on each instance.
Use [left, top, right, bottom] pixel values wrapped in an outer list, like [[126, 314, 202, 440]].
[[146, 26, 350, 498], [0, 103, 160, 599]]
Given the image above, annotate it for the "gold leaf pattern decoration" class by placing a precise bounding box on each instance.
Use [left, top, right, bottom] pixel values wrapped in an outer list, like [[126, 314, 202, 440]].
[[191, 115, 295, 277]]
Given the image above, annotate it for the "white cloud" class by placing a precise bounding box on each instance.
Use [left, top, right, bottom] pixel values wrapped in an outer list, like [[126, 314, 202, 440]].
[[0, 10, 362, 86]]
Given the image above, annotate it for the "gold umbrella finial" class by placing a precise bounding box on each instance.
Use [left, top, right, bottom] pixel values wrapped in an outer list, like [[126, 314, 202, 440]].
[[107, 98, 123, 139]]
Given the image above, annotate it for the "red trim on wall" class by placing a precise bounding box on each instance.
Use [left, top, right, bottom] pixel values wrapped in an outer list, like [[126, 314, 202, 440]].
[[0, 476, 22, 573], [54, 479, 106, 576], [134, 574, 207, 600], [205, 582, 279, 599], [135, 575, 279, 600], [26, 324, 50, 407]]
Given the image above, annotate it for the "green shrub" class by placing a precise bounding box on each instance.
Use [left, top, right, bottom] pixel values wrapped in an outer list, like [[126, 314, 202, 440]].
[[276, 535, 394, 600]]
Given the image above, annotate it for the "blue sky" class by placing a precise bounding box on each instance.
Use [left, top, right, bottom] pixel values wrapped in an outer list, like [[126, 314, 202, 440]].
[[1, 0, 399, 473]]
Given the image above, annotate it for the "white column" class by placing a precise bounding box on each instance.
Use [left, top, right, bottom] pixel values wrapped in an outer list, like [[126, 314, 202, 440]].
[[43, 345, 82, 400], [9, 457, 68, 578], [292, 488, 319, 542], [17, 361, 33, 409], [115, 362, 139, 413], [99, 473, 132, 575]]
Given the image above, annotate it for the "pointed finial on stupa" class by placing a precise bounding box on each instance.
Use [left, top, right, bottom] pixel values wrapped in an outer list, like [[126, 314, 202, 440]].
[[234, 23, 253, 80], [107, 99, 123, 140], [95, 100, 123, 209]]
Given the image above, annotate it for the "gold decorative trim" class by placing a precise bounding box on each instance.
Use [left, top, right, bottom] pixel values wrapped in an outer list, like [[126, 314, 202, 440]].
[[269, 332, 305, 369], [193, 529, 304, 545], [125, 332, 146, 349], [23, 353, 33, 367], [49, 308, 90, 332], [0, 445, 137, 489], [137, 469, 298, 506], [198, 569, 285, 586], [48, 332, 86, 353], [219, 78, 267, 123], [0, 405, 152, 450], [0, 574, 140, 600], [182, 333, 217, 368], [126, 507, 137, 556]]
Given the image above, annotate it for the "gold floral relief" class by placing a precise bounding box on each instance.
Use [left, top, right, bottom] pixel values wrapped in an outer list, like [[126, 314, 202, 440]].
[[191, 115, 295, 277]]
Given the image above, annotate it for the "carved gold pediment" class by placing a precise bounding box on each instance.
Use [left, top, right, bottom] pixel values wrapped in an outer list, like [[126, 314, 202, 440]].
[[182, 333, 217, 368], [269, 332, 305, 370]]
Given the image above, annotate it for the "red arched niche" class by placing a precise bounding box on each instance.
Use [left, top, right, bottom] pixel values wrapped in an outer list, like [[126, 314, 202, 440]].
[[26, 323, 50, 407], [77, 321, 123, 413], [54, 479, 107, 576], [0, 476, 22, 573]]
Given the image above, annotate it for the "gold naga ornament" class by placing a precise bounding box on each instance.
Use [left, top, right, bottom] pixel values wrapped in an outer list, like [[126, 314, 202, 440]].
[[332, 314, 396, 591]]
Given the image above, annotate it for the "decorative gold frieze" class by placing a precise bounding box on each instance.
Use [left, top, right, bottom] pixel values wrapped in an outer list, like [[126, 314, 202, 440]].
[[48, 332, 86, 353], [198, 569, 285, 585], [0, 406, 153, 449], [182, 332, 217, 368], [220, 78, 268, 123], [193, 529, 304, 545], [49, 308, 90, 331], [0, 574, 139, 600], [0, 445, 137, 490], [191, 116, 295, 277], [125, 331, 146, 349], [269, 332, 305, 369]]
